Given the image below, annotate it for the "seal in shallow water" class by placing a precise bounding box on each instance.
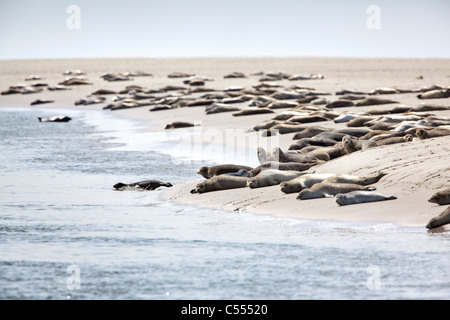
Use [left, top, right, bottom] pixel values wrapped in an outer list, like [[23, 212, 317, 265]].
[[113, 180, 173, 190]]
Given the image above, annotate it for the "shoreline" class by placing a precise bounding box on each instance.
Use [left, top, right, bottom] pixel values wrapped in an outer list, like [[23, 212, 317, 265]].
[[1, 57, 450, 229]]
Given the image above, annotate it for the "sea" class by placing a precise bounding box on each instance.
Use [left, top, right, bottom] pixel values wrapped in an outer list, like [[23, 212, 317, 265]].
[[0, 106, 449, 300]]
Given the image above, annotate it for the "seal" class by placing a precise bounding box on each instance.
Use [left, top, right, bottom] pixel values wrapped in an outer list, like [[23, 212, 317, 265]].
[[375, 134, 413, 146], [335, 191, 397, 206], [355, 98, 399, 106], [224, 169, 253, 177], [197, 164, 254, 179], [272, 147, 327, 163], [323, 172, 386, 186], [292, 126, 330, 140], [113, 180, 173, 190], [247, 169, 306, 188], [428, 188, 450, 205], [232, 108, 275, 117], [289, 137, 338, 151], [333, 113, 365, 124], [416, 127, 450, 140], [205, 104, 240, 115], [325, 100, 355, 109], [297, 182, 376, 200], [250, 161, 316, 176], [346, 116, 378, 127], [190, 175, 249, 194], [341, 135, 378, 154], [312, 131, 353, 142], [417, 89, 450, 100], [257, 147, 276, 164], [165, 122, 197, 129], [37, 115, 71, 123], [426, 206, 450, 229], [280, 173, 336, 194], [333, 127, 372, 138], [31, 99, 54, 106]]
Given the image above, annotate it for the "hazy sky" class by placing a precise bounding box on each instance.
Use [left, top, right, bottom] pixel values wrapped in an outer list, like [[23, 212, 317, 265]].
[[0, 0, 449, 59]]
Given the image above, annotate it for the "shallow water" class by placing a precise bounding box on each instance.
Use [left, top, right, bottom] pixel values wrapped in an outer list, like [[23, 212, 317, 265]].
[[0, 107, 449, 300]]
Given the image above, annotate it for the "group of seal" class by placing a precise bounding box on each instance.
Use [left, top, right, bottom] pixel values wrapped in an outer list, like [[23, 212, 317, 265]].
[[4, 66, 450, 229]]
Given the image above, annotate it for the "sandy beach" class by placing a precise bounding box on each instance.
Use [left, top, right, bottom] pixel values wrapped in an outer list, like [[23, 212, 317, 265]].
[[1, 57, 449, 229]]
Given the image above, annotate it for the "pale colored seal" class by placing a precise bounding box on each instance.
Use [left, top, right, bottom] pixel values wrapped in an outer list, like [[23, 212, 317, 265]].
[[426, 206, 450, 229], [197, 164, 254, 179], [190, 176, 249, 194], [297, 183, 376, 200], [417, 89, 450, 99], [323, 172, 386, 186], [280, 173, 336, 194], [113, 180, 173, 190], [368, 87, 398, 95], [250, 161, 316, 176], [428, 188, 450, 205], [247, 169, 306, 188], [335, 191, 397, 206]]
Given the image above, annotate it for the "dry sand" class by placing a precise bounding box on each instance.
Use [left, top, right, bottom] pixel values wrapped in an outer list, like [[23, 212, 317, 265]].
[[1, 57, 450, 228]]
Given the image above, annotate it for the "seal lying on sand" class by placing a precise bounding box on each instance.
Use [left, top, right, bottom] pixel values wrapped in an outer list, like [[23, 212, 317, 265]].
[[355, 97, 399, 106], [416, 127, 450, 140], [247, 169, 306, 189], [297, 182, 376, 200], [165, 122, 197, 129], [323, 172, 386, 185], [428, 188, 450, 205], [272, 147, 328, 163], [280, 173, 336, 194], [197, 164, 254, 179], [250, 161, 316, 176], [281, 172, 385, 194], [342, 135, 378, 154], [113, 180, 173, 190], [190, 176, 249, 194], [335, 191, 397, 206], [417, 89, 450, 100], [426, 206, 450, 229], [31, 99, 54, 106]]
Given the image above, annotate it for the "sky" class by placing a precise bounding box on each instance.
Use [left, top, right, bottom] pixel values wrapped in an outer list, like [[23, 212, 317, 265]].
[[0, 0, 449, 59]]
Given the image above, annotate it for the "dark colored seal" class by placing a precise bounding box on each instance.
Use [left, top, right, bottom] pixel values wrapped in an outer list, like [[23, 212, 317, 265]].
[[113, 180, 173, 190]]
